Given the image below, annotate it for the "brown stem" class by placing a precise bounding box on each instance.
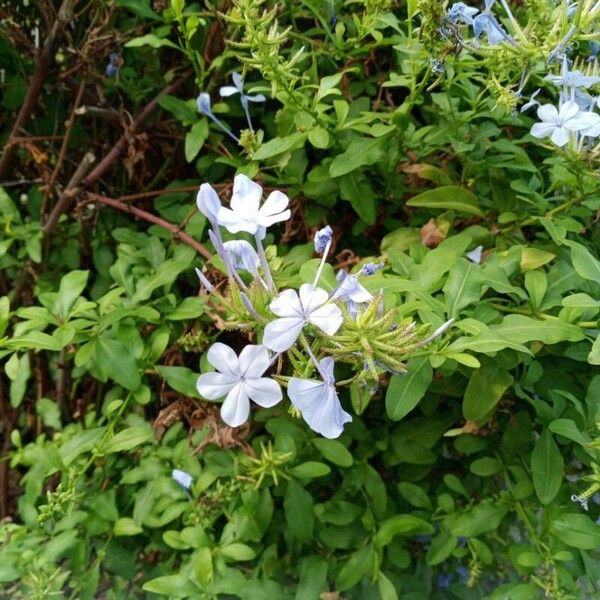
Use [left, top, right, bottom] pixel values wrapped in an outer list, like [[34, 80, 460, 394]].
[[0, 0, 78, 180], [41, 78, 87, 218], [82, 75, 189, 187], [43, 152, 96, 236], [85, 192, 212, 259]]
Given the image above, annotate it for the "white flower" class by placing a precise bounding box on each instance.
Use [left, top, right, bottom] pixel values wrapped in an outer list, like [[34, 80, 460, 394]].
[[530, 101, 596, 146], [196, 343, 282, 427], [263, 284, 343, 352], [196, 183, 221, 223], [288, 357, 352, 439], [223, 240, 260, 276], [172, 469, 193, 491], [217, 174, 290, 239]]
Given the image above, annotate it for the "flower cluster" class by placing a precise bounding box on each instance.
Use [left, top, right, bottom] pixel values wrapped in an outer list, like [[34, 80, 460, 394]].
[[193, 175, 453, 438]]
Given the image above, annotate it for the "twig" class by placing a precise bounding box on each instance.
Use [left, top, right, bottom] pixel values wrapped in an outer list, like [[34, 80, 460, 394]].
[[85, 192, 212, 259], [82, 75, 189, 187], [41, 78, 87, 218], [43, 152, 96, 235], [0, 0, 78, 180], [74, 105, 120, 120]]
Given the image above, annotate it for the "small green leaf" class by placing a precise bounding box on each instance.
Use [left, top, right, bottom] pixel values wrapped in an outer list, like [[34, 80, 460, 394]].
[[406, 185, 483, 215], [329, 137, 385, 178], [531, 428, 563, 505], [156, 365, 200, 398], [252, 132, 307, 160], [104, 426, 153, 454], [125, 33, 179, 49], [565, 240, 600, 283], [312, 439, 353, 467], [185, 120, 209, 162], [385, 357, 433, 420], [462, 360, 513, 422], [220, 543, 256, 561], [114, 517, 143, 536], [288, 461, 331, 479], [374, 515, 434, 547], [552, 514, 600, 549]]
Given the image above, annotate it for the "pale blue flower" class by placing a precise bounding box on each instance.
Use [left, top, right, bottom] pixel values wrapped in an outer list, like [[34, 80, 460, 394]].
[[545, 70, 600, 89], [105, 52, 121, 77], [288, 357, 352, 439], [314, 225, 333, 253], [360, 262, 384, 276], [194, 267, 214, 293], [220, 72, 266, 132], [263, 284, 343, 352], [217, 174, 290, 240], [472, 12, 513, 45], [530, 101, 594, 146], [196, 343, 282, 427], [223, 240, 261, 277], [172, 469, 193, 491], [332, 273, 372, 304], [571, 493, 589, 511], [196, 182, 221, 223], [447, 2, 479, 25], [196, 92, 239, 143], [520, 89, 541, 113], [466, 245, 483, 264]]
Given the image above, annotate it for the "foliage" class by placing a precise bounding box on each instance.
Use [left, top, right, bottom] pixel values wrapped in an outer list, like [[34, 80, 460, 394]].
[[0, 0, 600, 598]]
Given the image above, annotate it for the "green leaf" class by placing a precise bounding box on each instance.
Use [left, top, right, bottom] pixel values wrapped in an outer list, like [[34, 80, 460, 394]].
[[194, 547, 213, 586], [385, 357, 433, 420], [490, 315, 585, 345], [284, 479, 314, 543], [156, 365, 200, 398], [329, 137, 385, 178], [113, 517, 143, 536], [55, 270, 89, 319], [252, 132, 307, 160], [524, 270, 547, 312], [220, 543, 256, 561], [470, 457, 502, 476], [59, 427, 105, 466], [116, 0, 160, 20], [125, 33, 179, 49], [549, 419, 591, 446], [443, 259, 483, 318], [565, 240, 600, 283], [553, 514, 600, 549], [397, 482, 432, 510], [308, 127, 330, 149], [426, 530, 458, 566], [143, 575, 197, 596], [288, 461, 331, 479], [312, 439, 353, 467], [95, 337, 141, 390], [445, 501, 508, 537], [185, 120, 209, 162], [531, 428, 563, 505], [406, 185, 483, 215], [335, 544, 376, 591], [462, 360, 513, 422], [589, 335, 600, 366], [316, 73, 343, 101], [9, 353, 30, 408], [374, 515, 434, 546], [103, 426, 152, 454], [8, 331, 64, 351]]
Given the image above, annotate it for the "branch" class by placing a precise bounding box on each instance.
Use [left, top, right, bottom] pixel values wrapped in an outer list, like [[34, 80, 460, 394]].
[[85, 192, 212, 259], [82, 75, 189, 187], [0, 0, 78, 180]]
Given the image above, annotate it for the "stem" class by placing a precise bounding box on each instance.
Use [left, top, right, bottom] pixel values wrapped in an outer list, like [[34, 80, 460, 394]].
[[209, 114, 240, 143], [85, 192, 212, 259], [254, 233, 276, 292], [299, 334, 328, 381], [312, 238, 331, 288]]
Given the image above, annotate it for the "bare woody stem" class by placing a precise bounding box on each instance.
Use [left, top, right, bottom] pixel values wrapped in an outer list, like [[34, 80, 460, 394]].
[[83, 192, 212, 259], [0, 0, 78, 181]]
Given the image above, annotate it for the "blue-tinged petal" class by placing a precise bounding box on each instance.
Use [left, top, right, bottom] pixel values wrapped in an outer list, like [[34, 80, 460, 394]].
[[220, 383, 250, 427], [231, 173, 262, 214], [196, 92, 212, 115], [172, 469, 193, 490], [530, 122, 556, 139], [299, 283, 329, 314], [223, 240, 260, 275], [196, 371, 238, 399], [550, 126, 570, 146], [244, 376, 282, 407], [217, 206, 258, 235], [196, 183, 221, 222], [238, 344, 270, 377], [309, 303, 343, 335], [246, 94, 266, 103], [220, 85, 240, 97], [269, 288, 303, 318], [207, 342, 240, 376], [263, 317, 304, 351], [232, 72, 244, 91]]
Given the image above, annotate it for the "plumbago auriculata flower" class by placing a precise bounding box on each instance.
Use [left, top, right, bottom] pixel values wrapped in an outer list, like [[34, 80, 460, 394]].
[[193, 174, 454, 438]]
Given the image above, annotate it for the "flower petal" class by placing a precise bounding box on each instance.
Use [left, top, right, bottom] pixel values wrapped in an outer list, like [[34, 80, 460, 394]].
[[217, 207, 258, 235], [244, 376, 282, 407], [309, 303, 343, 335], [269, 288, 303, 318], [263, 317, 304, 351], [550, 126, 570, 147], [219, 85, 240, 97], [319, 357, 336, 385], [331, 275, 372, 303], [196, 371, 238, 399], [246, 94, 266, 103], [231, 173, 262, 215], [299, 283, 329, 314], [232, 72, 244, 91], [537, 103, 558, 123], [530, 122, 556, 139], [559, 100, 580, 122], [220, 383, 250, 427], [288, 379, 352, 439], [238, 344, 270, 377], [257, 190, 290, 227], [196, 183, 221, 222], [207, 343, 239, 376], [223, 240, 260, 274]]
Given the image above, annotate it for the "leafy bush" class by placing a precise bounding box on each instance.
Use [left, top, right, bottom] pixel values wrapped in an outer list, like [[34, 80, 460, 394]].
[[1, 0, 600, 598]]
